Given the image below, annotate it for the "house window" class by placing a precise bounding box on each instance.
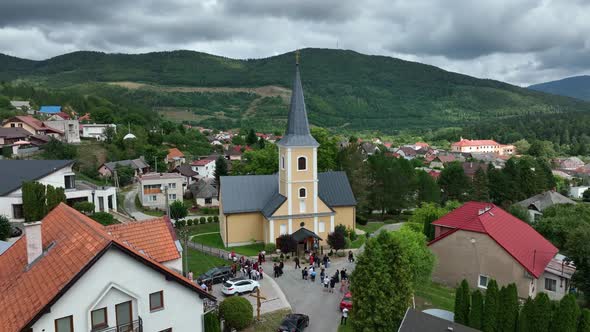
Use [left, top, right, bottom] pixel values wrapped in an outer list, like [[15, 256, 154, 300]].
[[12, 204, 24, 219], [280, 224, 287, 235], [18, 123, 23, 128], [545, 278, 557, 292], [319, 221, 325, 233], [205, 197, 212, 205], [10, 123, 15, 127], [64, 175, 76, 189], [478, 275, 489, 289], [55, 315, 73, 332], [91, 307, 108, 330], [168, 194, 177, 200], [150, 291, 164, 311], [299, 188, 306, 198], [168, 183, 176, 189], [148, 195, 157, 202], [297, 157, 307, 171], [281, 156, 285, 170], [299, 200, 306, 213]]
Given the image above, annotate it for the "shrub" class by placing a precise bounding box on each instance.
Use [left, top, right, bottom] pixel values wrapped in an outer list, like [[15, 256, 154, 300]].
[[91, 212, 117, 226], [200, 216, 206, 224], [73, 201, 95, 215], [207, 216, 213, 223], [356, 214, 368, 226], [204, 311, 221, 332], [327, 231, 346, 252], [348, 227, 358, 241], [201, 207, 210, 214], [187, 219, 193, 226], [213, 215, 219, 223], [175, 219, 186, 228], [265, 243, 276, 253], [0, 215, 11, 241], [219, 296, 253, 330], [344, 238, 352, 249]]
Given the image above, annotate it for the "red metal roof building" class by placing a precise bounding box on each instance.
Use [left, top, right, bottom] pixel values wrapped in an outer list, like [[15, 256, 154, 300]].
[[451, 137, 515, 155]]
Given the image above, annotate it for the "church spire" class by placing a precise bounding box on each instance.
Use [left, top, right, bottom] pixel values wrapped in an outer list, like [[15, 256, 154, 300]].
[[277, 51, 319, 147]]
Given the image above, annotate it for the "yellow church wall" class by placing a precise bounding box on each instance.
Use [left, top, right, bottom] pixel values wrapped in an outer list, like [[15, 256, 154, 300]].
[[333, 206, 355, 231], [290, 148, 314, 182], [224, 213, 265, 246], [317, 199, 333, 213], [273, 200, 289, 216]]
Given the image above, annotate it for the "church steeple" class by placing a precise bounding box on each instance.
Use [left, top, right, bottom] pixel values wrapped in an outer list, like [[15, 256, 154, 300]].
[[277, 53, 319, 148]]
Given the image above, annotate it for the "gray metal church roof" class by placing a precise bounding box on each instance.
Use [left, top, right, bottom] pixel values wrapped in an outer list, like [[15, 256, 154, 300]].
[[220, 171, 356, 216], [276, 64, 319, 148], [0, 160, 74, 196]]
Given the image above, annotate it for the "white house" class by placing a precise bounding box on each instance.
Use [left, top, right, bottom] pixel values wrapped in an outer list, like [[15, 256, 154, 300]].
[[43, 120, 81, 143], [570, 186, 590, 199], [0, 160, 117, 222], [139, 173, 185, 210], [191, 158, 216, 179], [0, 203, 215, 332], [81, 123, 117, 141]]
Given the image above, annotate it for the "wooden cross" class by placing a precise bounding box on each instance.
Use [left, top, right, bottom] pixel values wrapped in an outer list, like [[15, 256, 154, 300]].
[[249, 287, 267, 320]]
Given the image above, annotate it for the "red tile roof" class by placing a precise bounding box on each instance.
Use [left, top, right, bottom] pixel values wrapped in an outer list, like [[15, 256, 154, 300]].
[[105, 217, 180, 263], [415, 142, 430, 148], [0, 204, 213, 332], [167, 147, 184, 159], [429, 202, 558, 278], [5, 116, 63, 134], [452, 138, 501, 147], [55, 112, 70, 120], [191, 158, 215, 166]]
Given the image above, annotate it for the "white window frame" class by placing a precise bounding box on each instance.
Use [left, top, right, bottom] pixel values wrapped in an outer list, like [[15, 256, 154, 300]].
[[148, 195, 157, 202], [319, 221, 326, 232], [297, 156, 307, 171], [299, 200, 306, 213], [478, 274, 489, 289], [169, 194, 177, 200], [168, 183, 177, 189], [298, 187, 307, 198], [280, 224, 287, 235], [544, 277, 557, 292]]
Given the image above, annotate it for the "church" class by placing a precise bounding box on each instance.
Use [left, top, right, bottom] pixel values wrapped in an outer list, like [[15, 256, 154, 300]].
[[219, 60, 357, 248]]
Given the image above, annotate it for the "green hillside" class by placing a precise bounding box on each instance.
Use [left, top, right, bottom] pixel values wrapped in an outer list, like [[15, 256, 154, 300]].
[[2, 48, 590, 133]]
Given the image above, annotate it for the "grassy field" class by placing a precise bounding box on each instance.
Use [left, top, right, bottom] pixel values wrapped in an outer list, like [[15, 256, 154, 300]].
[[356, 222, 385, 234], [243, 309, 292, 332], [191, 232, 265, 257], [185, 223, 220, 236], [186, 248, 228, 276], [414, 282, 455, 311], [350, 235, 366, 249]]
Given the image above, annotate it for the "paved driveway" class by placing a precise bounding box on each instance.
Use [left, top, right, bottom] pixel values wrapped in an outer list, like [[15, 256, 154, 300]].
[[263, 257, 355, 332], [123, 187, 153, 220]]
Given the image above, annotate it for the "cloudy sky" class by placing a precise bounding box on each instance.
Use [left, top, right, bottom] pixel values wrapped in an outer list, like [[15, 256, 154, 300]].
[[1, 0, 589, 86]]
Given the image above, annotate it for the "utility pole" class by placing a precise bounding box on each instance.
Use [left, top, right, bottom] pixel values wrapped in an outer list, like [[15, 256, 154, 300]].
[[154, 157, 158, 173], [163, 185, 170, 218]]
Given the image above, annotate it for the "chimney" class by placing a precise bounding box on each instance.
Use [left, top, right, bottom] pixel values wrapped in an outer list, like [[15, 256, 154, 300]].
[[24, 221, 43, 265]]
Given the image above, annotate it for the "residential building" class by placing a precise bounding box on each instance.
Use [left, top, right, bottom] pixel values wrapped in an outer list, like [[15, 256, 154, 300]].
[[451, 137, 515, 155], [0, 127, 31, 146], [165, 148, 185, 169], [173, 164, 199, 187], [190, 178, 218, 207], [43, 119, 81, 143], [398, 308, 477, 332], [2, 115, 63, 138], [81, 123, 116, 141], [516, 191, 576, 221], [139, 173, 184, 210], [570, 186, 589, 199], [554, 157, 584, 171], [99, 158, 150, 178], [0, 160, 117, 222], [191, 157, 216, 178], [47, 112, 71, 121], [462, 162, 486, 179], [39, 105, 62, 115], [0, 203, 215, 332], [360, 142, 379, 156], [429, 202, 575, 300], [219, 63, 356, 247], [552, 170, 573, 180], [9, 100, 31, 112]]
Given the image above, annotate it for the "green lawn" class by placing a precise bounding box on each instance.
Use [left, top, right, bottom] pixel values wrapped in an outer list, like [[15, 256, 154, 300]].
[[186, 223, 220, 236], [186, 248, 228, 276], [191, 232, 265, 257], [414, 282, 455, 311], [350, 235, 366, 248], [337, 319, 354, 332], [243, 309, 292, 332], [356, 222, 384, 234]]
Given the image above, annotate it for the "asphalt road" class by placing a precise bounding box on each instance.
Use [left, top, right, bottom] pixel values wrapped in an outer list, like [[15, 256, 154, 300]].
[[123, 187, 153, 220]]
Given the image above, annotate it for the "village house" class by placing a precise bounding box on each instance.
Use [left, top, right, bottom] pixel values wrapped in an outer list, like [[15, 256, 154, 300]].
[[191, 157, 216, 178], [516, 191, 576, 221], [47, 111, 71, 121], [398, 308, 477, 332], [451, 138, 515, 155], [38, 105, 62, 115], [190, 178, 219, 207], [43, 119, 81, 143], [429, 202, 575, 300], [139, 173, 184, 210], [80, 123, 117, 141], [0, 160, 117, 222], [0, 127, 31, 147], [165, 148, 185, 169], [98, 157, 150, 178], [569, 186, 589, 199], [9, 100, 32, 112], [2, 115, 64, 139], [554, 156, 585, 171], [219, 62, 356, 248], [462, 161, 486, 179], [0, 203, 215, 332], [173, 164, 199, 187]]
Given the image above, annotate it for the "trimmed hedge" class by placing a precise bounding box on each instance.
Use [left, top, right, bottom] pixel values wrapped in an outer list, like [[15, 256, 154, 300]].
[[356, 215, 368, 225], [207, 216, 213, 223], [219, 296, 253, 330], [213, 215, 219, 223]]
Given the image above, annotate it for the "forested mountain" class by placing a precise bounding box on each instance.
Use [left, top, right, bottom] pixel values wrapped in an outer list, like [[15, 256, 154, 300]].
[[529, 75, 590, 101], [2, 48, 590, 133]]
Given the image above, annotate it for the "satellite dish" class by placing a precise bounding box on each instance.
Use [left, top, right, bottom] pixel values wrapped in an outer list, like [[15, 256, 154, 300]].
[[123, 133, 136, 140]]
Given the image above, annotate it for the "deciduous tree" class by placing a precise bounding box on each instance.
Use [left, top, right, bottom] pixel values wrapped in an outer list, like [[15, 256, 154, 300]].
[[579, 309, 590, 332], [417, 171, 441, 203], [277, 234, 297, 254], [327, 230, 346, 252], [0, 215, 10, 241], [390, 227, 435, 286], [439, 161, 470, 201], [169, 200, 188, 222]]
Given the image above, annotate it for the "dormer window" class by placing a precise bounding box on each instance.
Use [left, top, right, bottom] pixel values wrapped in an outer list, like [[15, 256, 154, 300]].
[[297, 156, 307, 171]]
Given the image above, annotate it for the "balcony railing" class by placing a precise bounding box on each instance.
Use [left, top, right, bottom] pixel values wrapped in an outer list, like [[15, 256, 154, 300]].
[[93, 317, 143, 332], [143, 188, 162, 194]]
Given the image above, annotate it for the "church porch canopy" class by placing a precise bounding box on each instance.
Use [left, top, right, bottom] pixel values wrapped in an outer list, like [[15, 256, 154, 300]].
[[291, 227, 322, 242]]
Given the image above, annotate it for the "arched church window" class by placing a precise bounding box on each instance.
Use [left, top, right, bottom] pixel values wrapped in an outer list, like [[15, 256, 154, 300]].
[[299, 187, 306, 198], [297, 156, 307, 171]]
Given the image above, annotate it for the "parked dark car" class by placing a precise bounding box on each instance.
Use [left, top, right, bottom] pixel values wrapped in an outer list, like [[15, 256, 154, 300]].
[[197, 266, 232, 284], [277, 313, 309, 332]]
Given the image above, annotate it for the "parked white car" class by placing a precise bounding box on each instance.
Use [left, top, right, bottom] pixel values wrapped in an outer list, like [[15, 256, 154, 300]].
[[221, 278, 260, 296]]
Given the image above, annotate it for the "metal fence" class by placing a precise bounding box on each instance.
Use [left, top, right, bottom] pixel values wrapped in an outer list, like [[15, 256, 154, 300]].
[[187, 241, 233, 260]]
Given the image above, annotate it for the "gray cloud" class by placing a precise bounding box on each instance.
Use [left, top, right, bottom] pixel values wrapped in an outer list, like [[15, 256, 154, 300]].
[[0, 0, 589, 86]]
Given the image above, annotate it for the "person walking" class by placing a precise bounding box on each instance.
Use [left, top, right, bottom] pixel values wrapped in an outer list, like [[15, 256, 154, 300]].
[[320, 268, 325, 282], [323, 275, 330, 292], [310, 268, 316, 282], [340, 278, 347, 293], [302, 267, 307, 280], [294, 256, 301, 269], [279, 261, 284, 276], [273, 263, 279, 278], [341, 307, 349, 325], [334, 270, 340, 284], [323, 255, 328, 267], [329, 277, 336, 293], [340, 269, 346, 281], [310, 254, 314, 266], [348, 250, 354, 263]]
